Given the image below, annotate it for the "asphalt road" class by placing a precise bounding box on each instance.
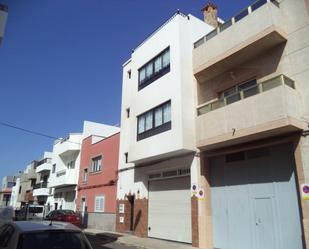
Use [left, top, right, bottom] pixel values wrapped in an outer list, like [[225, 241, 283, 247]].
[[86, 233, 142, 249]]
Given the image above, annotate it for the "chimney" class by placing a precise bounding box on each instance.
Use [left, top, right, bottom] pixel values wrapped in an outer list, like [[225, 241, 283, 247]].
[[202, 2, 218, 28]]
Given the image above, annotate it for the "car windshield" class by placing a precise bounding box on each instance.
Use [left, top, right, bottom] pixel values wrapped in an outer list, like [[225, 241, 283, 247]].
[[18, 231, 90, 249]]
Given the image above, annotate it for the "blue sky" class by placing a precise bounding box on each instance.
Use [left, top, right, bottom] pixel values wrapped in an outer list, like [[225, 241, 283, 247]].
[[0, 0, 253, 180]]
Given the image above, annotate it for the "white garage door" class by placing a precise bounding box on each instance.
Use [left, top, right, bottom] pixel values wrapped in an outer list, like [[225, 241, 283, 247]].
[[211, 144, 303, 249], [148, 176, 192, 243]]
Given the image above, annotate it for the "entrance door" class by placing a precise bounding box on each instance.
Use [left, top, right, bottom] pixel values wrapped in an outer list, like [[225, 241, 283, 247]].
[[254, 198, 276, 249], [127, 195, 134, 231], [210, 144, 303, 249]]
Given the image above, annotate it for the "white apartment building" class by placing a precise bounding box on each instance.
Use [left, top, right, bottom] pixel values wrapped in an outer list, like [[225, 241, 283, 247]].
[[48, 133, 83, 211], [48, 121, 120, 211], [116, 11, 212, 243], [32, 152, 53, 206]]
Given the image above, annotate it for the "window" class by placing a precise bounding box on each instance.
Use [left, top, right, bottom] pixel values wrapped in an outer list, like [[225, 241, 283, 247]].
[[138, 47, 170, 90], [124, 153, 128, 163], [91, 156, 102, 172], [19, 186, 22, 194], [67, 161, 75, 169], [126, 108, 130, 118], [52, 164, 56, 174], [226, 152, 245, 163], [94, 196, 105, 212], [127, 70, 131, 79], [83, 169, 88, 182], [137, 101, 171, 141], [221, 79, 257, 105]]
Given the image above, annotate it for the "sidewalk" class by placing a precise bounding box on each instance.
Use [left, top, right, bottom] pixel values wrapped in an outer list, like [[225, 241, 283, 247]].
[[84, 228, 199, 249]]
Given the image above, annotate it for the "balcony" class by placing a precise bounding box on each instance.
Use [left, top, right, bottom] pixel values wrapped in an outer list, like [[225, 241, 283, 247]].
[[49, 169, 77, 188], [193, 0, 287, 81], [196, 75, 304, 150], [33, 182, 49, 197], [36, 162, 52, 173], [55, 137, 81, 158], [26, 169, 37, 180]]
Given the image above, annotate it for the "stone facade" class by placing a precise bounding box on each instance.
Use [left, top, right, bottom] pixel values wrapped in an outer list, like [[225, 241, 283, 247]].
[[116, 198, 148, 237], [191, 196, 199, 247]]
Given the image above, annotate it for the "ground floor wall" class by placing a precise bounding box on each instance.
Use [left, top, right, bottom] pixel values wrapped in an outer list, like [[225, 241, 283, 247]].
[[87, 212, 116, 231], [116, 153, 199, 243], [76, 185, 116, 213], [53, 186, 76, 211]]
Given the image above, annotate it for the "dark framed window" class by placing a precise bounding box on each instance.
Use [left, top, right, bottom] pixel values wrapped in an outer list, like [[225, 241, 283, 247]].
[[137, 101, 171, 141], [52, 164, 56, 174], [124, 153, 128, 163], [138, 47, 170, 90], [83, 168, 88, 182]]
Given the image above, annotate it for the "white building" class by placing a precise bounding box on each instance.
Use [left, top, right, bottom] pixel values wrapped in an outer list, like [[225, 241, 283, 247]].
[[48, 121, 120, 211], [116, 11, 212, 243], [48, 133, 83, 211], [32, 152, 53, 207], [9, 177, 20, 209]]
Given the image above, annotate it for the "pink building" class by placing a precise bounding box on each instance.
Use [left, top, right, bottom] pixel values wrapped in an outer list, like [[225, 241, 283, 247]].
[[77, 132, 120, 231]]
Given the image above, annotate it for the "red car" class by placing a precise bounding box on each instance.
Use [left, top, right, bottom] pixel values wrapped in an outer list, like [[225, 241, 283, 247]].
[[45, 210, 81, 227]]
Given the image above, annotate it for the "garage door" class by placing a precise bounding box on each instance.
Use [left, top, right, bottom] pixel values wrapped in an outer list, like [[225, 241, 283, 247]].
[[148, 176, 192, 243], [211, 144, 303, 249]]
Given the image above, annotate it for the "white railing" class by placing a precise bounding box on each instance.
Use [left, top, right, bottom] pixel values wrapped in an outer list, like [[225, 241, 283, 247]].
[[194, 0, 280, 48]]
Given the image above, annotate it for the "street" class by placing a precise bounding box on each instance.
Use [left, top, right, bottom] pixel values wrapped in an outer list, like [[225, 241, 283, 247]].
[[86, 233, 142, 249]]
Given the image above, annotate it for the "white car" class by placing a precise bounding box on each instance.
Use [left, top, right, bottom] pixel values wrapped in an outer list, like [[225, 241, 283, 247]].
[[0, 221, 93, 249]]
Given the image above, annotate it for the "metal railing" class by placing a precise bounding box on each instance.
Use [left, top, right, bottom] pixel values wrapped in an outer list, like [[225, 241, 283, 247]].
[[33, 182, 48, 189], [197, 75, 295, 116], [194, 0, 280, 49], [36, 158, 52, 167]]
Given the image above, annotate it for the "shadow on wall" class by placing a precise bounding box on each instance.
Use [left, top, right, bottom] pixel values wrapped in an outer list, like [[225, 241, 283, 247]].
[[133, 210, 142, 231], [197, 42, 286, 105]]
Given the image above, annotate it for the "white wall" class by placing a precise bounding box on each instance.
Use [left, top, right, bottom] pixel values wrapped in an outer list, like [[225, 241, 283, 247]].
[[117, 13, 213, 199]]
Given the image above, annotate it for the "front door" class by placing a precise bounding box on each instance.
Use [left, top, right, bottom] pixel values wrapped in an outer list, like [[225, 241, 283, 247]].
[[254, 198, 276, 249]]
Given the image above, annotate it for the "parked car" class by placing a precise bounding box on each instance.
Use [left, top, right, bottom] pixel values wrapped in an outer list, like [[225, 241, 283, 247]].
[[15, 205, 45, 221], [45, 210, 81, 227], [0, 221, 92, 249]]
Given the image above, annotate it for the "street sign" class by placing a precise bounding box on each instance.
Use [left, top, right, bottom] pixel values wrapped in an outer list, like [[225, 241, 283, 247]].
[[301, 184, 309, 200]]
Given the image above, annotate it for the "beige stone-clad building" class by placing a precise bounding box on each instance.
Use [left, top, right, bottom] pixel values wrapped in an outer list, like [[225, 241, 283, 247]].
[[194, 0, 309, 248]]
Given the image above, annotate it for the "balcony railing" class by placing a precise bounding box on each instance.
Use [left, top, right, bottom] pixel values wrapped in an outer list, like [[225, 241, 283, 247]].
[[36, 158, 52, 167], [194, 0, 280, 49], [197, 75, 295, 116], [33, 182, 48, 189]]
